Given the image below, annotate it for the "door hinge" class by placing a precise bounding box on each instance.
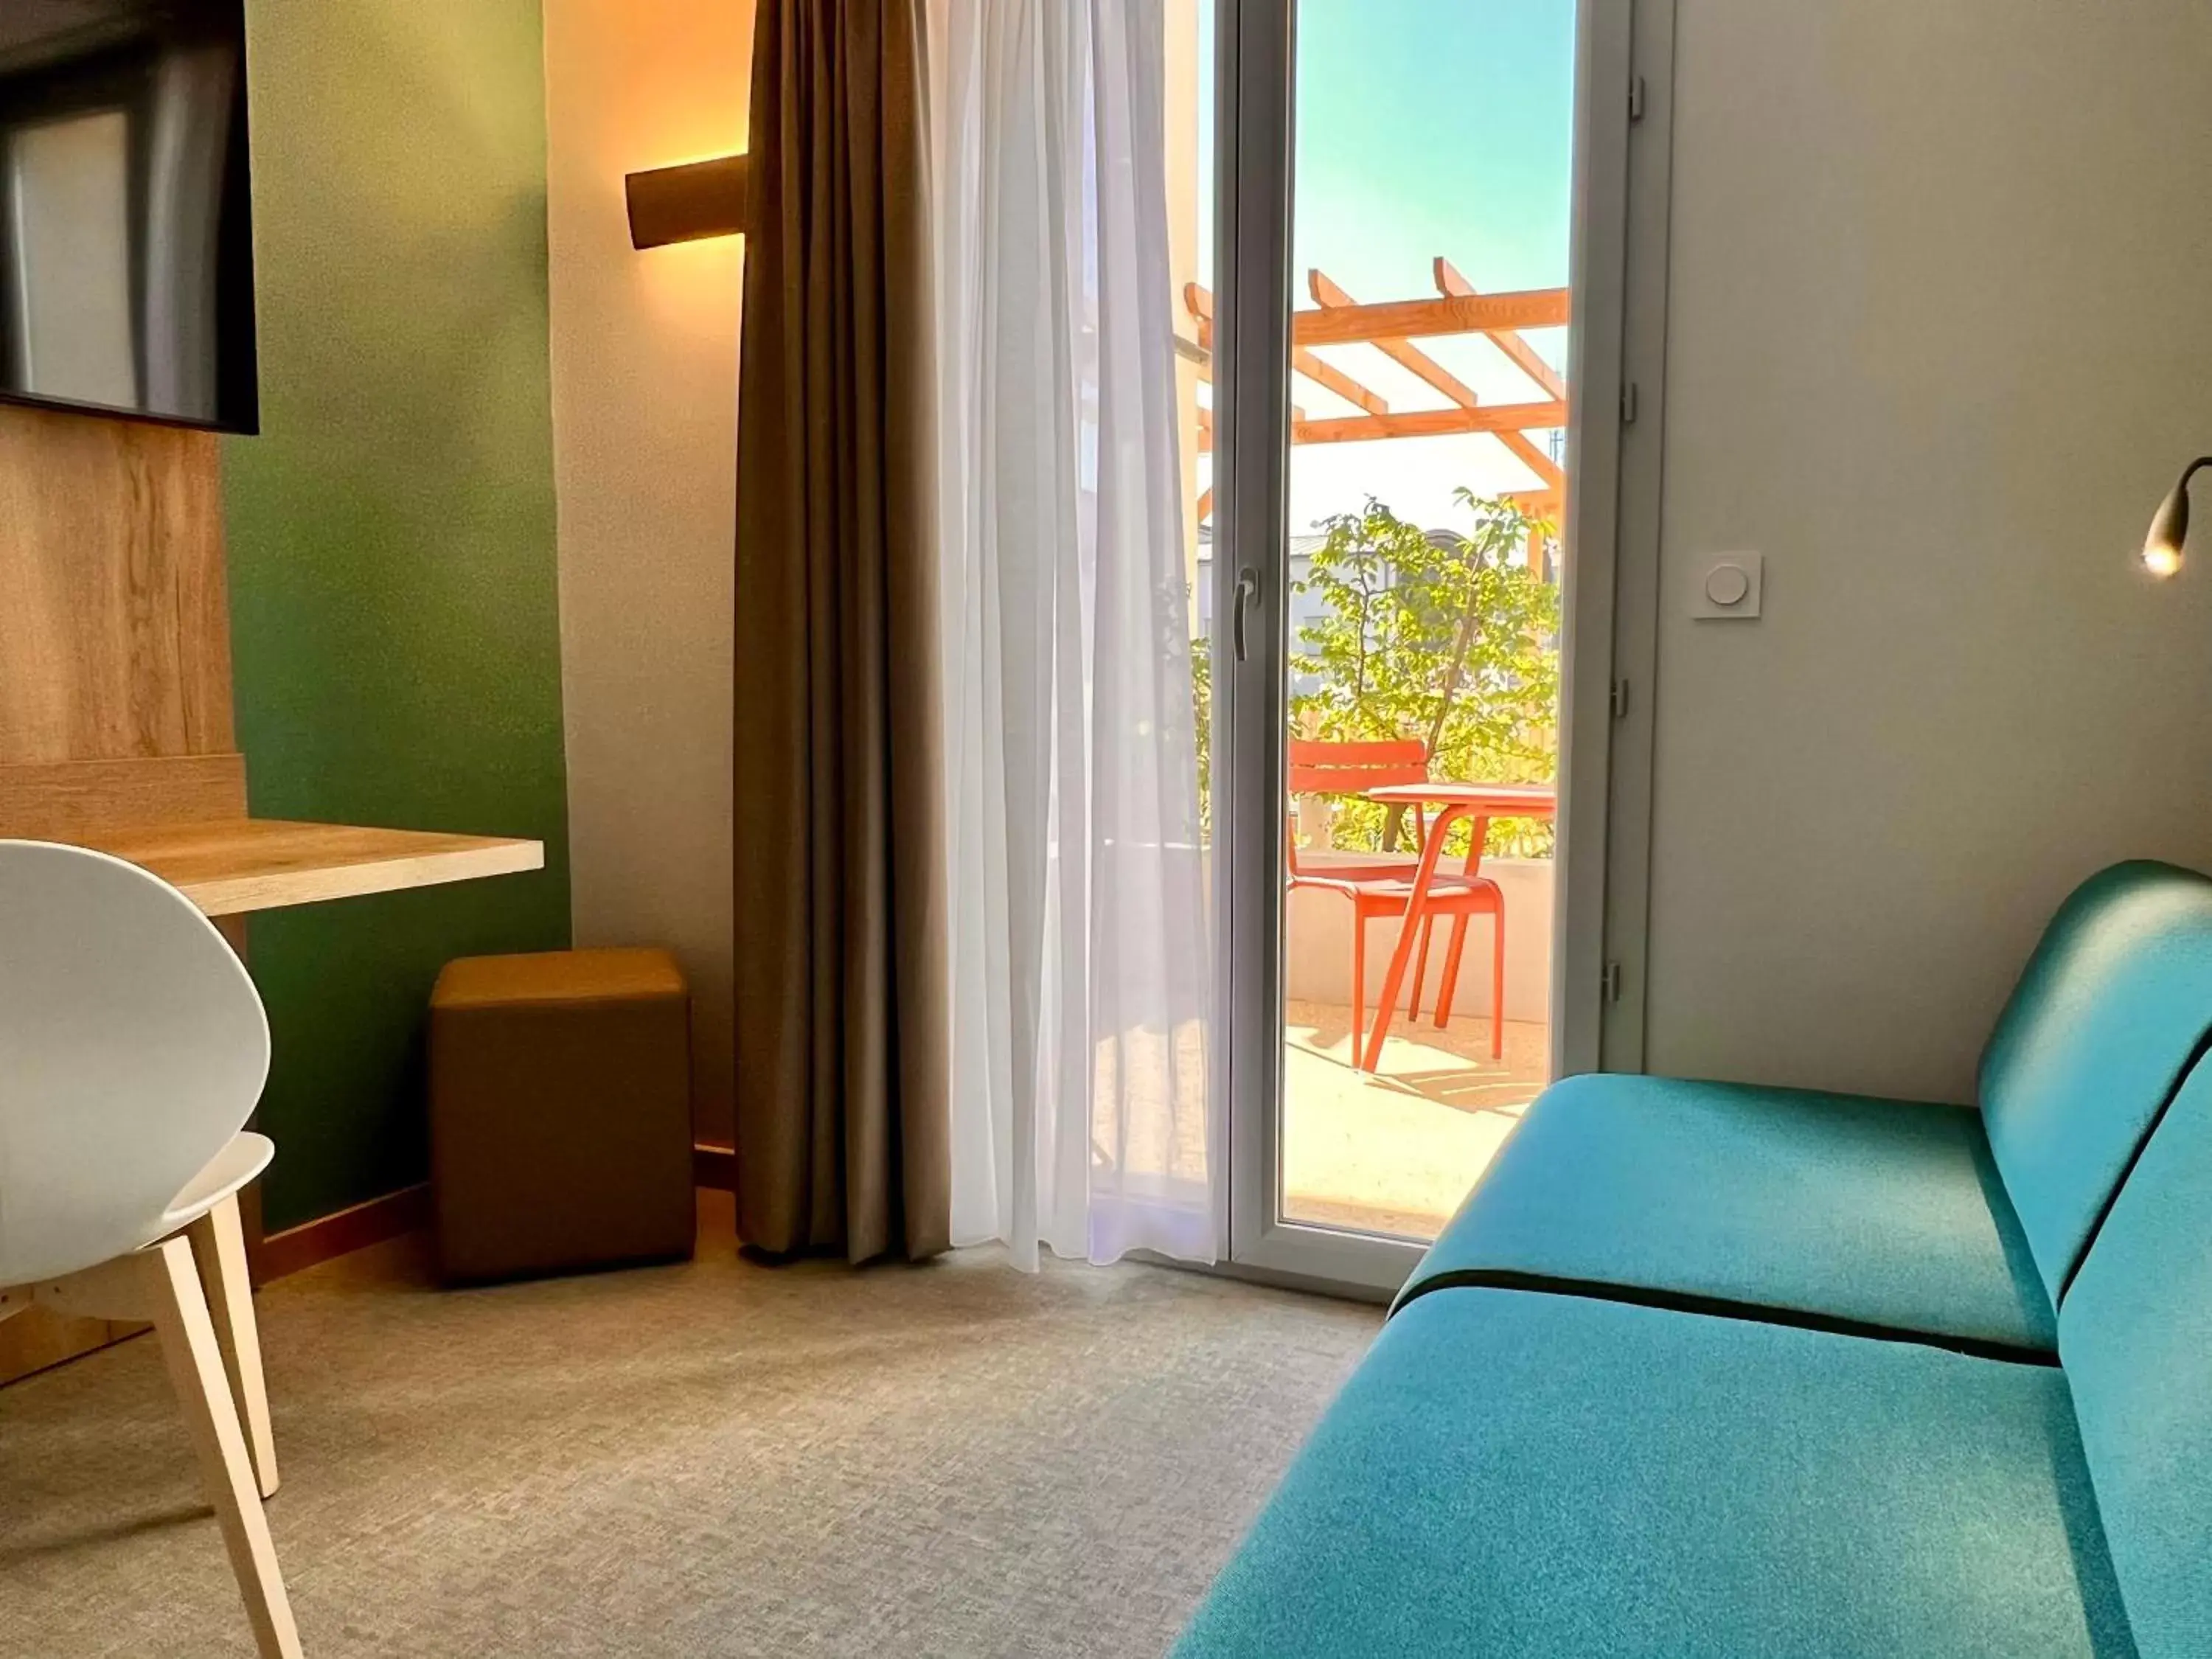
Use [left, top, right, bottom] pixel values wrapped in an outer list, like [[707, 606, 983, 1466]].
[[1620, 381, 1640, 425], [1601, 960, 1624, 1002], [1610, 678, 1630, 720], [1628, 74, 1647, 123]]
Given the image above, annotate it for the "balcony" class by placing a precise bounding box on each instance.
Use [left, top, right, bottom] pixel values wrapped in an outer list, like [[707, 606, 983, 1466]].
[[1279, 855, 1552, 1241], [1177, 260, 1570, 1249]]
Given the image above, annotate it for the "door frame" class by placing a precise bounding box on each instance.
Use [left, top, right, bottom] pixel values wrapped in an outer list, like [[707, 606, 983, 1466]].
[[1211, 0, 1670, 1293], [1557, 0, 1675, 1080]]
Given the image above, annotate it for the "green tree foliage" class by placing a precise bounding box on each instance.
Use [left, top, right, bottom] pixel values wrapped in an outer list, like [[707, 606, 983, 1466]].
[[1290, 491, 1559, 858], [1190, 631, 1212, 843]]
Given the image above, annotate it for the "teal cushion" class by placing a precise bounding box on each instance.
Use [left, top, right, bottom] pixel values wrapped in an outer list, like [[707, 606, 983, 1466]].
[[1176, 1290, 2132, 1659], [1396, 1073, 2055, 1354], [1980, 860, 2212, 1305], [2060, 1055, 2212, 1658]]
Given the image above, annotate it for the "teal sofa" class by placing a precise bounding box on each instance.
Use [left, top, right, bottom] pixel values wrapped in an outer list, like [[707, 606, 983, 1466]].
[[1176, 861, 2212, 1658]]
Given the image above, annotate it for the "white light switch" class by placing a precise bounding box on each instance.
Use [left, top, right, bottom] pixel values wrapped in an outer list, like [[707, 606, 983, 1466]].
[[1693, 552, 1762, 619]]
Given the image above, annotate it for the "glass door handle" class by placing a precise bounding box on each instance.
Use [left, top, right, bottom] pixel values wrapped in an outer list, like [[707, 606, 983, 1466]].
[[1233, 566, 1260, 662]]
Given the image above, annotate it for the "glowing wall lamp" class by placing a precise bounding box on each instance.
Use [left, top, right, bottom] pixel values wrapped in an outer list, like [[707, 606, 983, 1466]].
[[626, 154, 750, 249], [2140, 457, 2212, 580]]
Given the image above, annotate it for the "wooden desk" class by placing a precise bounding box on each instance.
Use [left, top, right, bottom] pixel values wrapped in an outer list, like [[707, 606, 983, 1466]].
[[0, 820, 543, 1384], [77, 818, 545, 916], [0, 402, 551, 1387], [0, 818, 543, 1383]]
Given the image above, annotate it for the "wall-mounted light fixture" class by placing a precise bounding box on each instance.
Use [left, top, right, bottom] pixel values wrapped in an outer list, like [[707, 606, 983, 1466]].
[[2141, 457, 2212, 580], [626, 153, 751, 250]]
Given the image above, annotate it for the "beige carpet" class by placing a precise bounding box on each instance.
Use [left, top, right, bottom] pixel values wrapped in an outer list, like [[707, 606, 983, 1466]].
[[0, 1196, 1380, 1658]]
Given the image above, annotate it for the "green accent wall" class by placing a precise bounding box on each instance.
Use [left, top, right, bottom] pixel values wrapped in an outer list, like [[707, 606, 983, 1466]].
[[223, 1, 571, 1233]]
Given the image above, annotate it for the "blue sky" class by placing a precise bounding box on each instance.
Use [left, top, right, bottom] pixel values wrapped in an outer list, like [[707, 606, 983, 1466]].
[[1196, 1, 1577, 530], [1292, 1, 1573, 297]]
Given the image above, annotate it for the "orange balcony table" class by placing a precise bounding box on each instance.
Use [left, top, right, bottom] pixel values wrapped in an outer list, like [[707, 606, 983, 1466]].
[[1354, 781, 1557, 1072]]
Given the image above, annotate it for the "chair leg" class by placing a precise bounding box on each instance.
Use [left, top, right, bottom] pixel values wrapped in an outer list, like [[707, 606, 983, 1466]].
[[1433, 915, 1472, 1031], [1407, 916, 1434, 1021], [1349, 912, 1366, 1068], [1490, 895, 1509, 1061], [142, 1237, 303, 1659], [188, 1194, 279, 1498]]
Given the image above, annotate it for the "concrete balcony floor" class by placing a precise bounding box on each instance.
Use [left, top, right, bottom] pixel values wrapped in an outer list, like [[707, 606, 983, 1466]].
[[1281, 998, 1548, 1242]]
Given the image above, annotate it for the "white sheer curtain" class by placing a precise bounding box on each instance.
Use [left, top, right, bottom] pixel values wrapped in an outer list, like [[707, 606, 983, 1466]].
[[932, 0, 1218, 1269]]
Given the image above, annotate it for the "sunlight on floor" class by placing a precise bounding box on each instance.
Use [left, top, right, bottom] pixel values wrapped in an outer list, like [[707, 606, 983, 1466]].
[[1281, 999, 1548, 1242]]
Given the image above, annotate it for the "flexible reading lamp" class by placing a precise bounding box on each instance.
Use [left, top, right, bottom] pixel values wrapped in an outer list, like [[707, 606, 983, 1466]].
[[2141, 459, 2212, 578]]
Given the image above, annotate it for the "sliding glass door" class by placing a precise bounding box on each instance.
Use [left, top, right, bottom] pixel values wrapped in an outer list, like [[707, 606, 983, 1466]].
[[1199, 0, 1635, 1291]]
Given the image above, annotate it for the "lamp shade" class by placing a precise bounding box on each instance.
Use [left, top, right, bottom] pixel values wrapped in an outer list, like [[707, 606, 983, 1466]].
[[2143, 458, 2212, 579], [625, 155, 749, 250]]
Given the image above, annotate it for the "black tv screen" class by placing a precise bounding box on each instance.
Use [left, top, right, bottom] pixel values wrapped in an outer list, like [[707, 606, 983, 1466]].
[[0, 0, 256, 434]]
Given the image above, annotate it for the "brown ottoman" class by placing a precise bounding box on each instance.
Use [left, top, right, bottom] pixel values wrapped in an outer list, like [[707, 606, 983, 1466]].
[[430, 947, 694, 1284]]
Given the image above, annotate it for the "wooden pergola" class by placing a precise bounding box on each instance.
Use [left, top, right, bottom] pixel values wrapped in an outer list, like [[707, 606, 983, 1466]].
[[1183, 260, 1570, 570]]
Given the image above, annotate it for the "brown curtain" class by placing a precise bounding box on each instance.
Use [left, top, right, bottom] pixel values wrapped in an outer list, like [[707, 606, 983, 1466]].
[[732, 0, 950, 1264]]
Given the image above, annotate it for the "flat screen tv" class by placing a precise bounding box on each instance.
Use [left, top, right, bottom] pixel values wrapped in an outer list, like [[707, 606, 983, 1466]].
[[0, 0, 256, 434]]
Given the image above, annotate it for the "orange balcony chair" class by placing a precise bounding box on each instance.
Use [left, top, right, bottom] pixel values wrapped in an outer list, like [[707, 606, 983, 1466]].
[[1286, 739, 1508, 1065]]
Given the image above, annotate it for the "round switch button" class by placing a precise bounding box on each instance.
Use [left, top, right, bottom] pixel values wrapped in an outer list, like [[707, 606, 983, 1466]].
[[1704, 563, 1751, 607]]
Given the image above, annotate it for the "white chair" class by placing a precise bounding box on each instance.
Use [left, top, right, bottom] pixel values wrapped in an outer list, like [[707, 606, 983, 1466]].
[[0, 841, 301, 1659]]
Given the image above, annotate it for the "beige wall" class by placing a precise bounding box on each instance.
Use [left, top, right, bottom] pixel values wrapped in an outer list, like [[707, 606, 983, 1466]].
[[543, 1, 752, 1140], [1642, 2, 2212, 1103]]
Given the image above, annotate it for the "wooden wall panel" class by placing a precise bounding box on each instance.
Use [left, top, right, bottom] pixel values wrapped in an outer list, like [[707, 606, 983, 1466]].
[[0, 1310, 147, 1382], [0, 754, 248, 838], [0, 403, 241, 1388], [0, 403, 234, 764]]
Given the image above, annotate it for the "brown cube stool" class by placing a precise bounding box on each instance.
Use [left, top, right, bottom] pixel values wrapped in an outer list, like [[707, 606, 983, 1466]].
[[430, 947, 694, 1284]]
